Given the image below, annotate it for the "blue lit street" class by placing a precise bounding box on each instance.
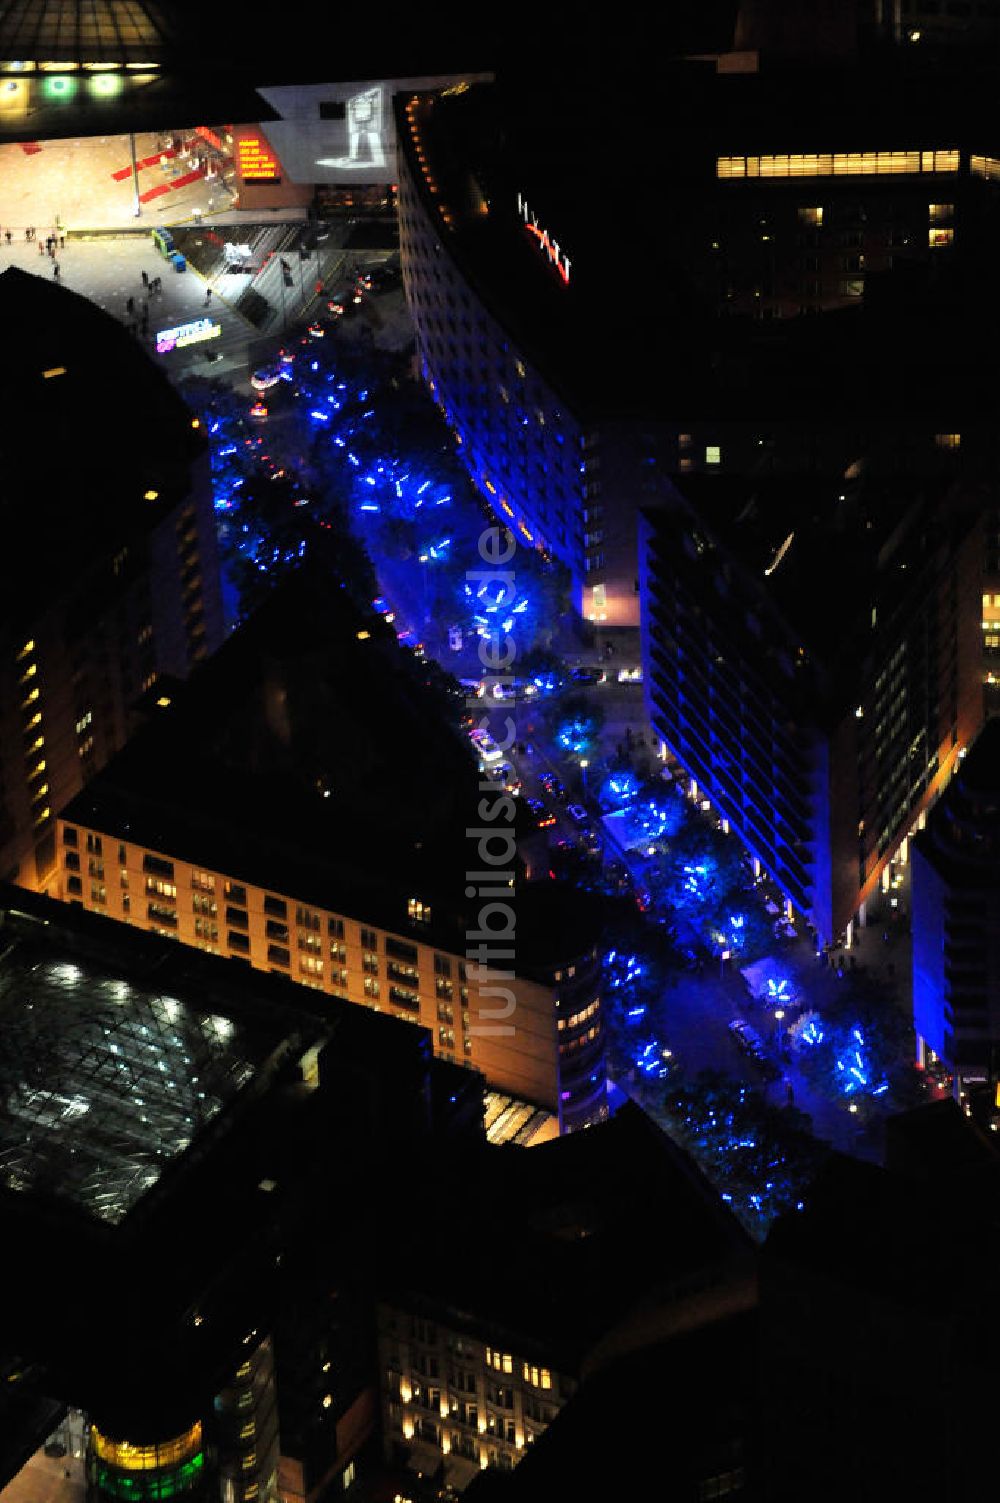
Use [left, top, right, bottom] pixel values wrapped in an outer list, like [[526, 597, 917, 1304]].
[[165, 279, 942, 1239]]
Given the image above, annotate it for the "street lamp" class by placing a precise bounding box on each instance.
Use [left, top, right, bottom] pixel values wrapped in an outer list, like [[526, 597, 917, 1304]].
[[774, 1008, 785, 1053], [579, 757, 589, 795]]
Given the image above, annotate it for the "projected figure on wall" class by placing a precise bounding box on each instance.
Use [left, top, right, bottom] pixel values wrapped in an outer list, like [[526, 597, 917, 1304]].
[[316, 86, 385, 170]]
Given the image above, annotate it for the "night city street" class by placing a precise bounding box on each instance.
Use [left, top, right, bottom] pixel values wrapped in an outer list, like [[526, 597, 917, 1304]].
[[3, 5, 1000, 1502]]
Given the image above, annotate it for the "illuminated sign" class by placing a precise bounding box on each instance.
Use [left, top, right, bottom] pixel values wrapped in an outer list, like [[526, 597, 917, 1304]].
[[156, 317, 221, 355], [238, 134, 280, 183], [517, 193, 571, 284]]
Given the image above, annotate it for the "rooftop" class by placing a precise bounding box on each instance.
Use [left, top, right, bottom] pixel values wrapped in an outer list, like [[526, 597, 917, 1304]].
[[0, 266, 203, 622], [63, 565, 484, 949], [401, 51, 1000, 422], [382, 1102, 752, 1366], [0, 941, 279, 1225], [645, 468, 979, 696]]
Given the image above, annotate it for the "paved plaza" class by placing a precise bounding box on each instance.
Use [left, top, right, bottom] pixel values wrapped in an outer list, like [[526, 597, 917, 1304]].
[[0, 130, 234, 233]]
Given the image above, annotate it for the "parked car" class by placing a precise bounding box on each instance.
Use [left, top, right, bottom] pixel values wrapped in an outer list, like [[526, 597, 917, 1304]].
[[524, 797, 556, 829], [540, 772, 567, 803], [567, 803, 589, 825], [571, 666, 607, 685], [729, 1019, 779, 1078]]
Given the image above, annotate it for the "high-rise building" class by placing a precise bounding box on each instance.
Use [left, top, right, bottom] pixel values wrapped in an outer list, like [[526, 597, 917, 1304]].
[[0, 267, 224, 892], [640, 474, 984, 944], [911, 718, 1000, 1098], [375, 1102, 754, 1492], [393, 47, 1000, 644], [53, 569, 606, 1132], [0, 882, 484, 1503]]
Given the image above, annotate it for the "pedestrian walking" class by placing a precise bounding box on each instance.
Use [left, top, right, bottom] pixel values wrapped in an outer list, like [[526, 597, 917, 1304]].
[[204, 286, 212, 306], [47, 242, 55, 259], [141, 268, 149, 288], [24, 226, 30, 242], [38, 240, 44, 257], [126, 295, 135, 315], [52, 261, 60, 280], [59, 233, 65, 250], [4, 228, 11, 245]]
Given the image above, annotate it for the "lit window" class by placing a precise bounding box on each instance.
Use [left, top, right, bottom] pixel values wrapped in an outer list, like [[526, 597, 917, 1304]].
[[935, 433, 961, 448], [705, 445, 721, 465], [408, 897, 431, 923], [797, 206, 823, 226], [928, 227, 954, 247]]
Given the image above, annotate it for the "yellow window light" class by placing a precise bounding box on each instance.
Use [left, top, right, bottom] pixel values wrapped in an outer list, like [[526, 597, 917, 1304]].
[[144, 489, 159, 500], [156, 696, 172, 708], [42, 367, 66, 379]]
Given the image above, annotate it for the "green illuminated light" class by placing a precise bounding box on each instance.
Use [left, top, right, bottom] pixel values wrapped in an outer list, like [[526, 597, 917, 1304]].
[[90, 73, 122, 96], [96, 1453, 205, 1501], [44, 75, 76, 98]]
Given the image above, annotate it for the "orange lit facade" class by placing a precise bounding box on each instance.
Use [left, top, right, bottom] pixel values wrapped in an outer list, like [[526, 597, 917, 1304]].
[[52, 820, 607, 1129], [378, 1306, 574, 1489]]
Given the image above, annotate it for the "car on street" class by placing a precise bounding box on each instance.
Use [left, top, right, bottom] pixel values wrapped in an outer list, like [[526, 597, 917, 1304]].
[[524, 797, 556, 829], [540, 772, 567, 803], [571, 666, 607, 685], [729, 1019, 779, 1078], [567, 803, 590, 825], [250, 363, 291, 391]]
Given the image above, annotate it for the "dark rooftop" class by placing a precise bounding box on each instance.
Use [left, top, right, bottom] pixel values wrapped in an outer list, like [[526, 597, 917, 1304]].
[[0, 1, 495, 141], [63, 565, 484, 949], [0, 266, 203, 621], [382, 1101, 752, 1367], [648, 468, 981, 691], [403, 50, 1000, 422]]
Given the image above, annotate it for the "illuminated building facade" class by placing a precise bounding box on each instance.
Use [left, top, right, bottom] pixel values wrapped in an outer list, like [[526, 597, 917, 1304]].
[[53, 571, 606, 1133], [395, 89, 655, 629], [911, 719, 1000, 1099], [0, 884, 485, 1503], [376, 1104, 754, 1492], [88, 1421, 209, 1503], [640, 476, 984, 944], [0, 267, 223, 893], [393, 47, 1000, 639]]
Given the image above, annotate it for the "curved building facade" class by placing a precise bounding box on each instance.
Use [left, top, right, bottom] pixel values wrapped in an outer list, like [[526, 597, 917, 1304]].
[[88, 1421, 209, 1503], [395, 91, 636, 628]]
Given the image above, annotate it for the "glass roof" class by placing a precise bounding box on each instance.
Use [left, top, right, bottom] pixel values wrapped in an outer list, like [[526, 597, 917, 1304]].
[[0, 945, 268, 1224], [0, 1, 172, 64]]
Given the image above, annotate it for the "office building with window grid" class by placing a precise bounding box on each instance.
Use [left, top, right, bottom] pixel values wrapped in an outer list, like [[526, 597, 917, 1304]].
[[0, 267, 224, 894], [52, 569, 606, 1133], [640, 472, 985, 944]]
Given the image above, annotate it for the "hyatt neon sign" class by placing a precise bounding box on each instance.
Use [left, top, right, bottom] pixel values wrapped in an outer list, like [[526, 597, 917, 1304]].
[[517, 193, 571, 285], [156, 317, 221, 355]]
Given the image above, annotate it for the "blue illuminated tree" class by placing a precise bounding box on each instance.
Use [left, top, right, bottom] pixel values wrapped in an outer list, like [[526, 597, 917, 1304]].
[[554, 693, 605, 757]]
